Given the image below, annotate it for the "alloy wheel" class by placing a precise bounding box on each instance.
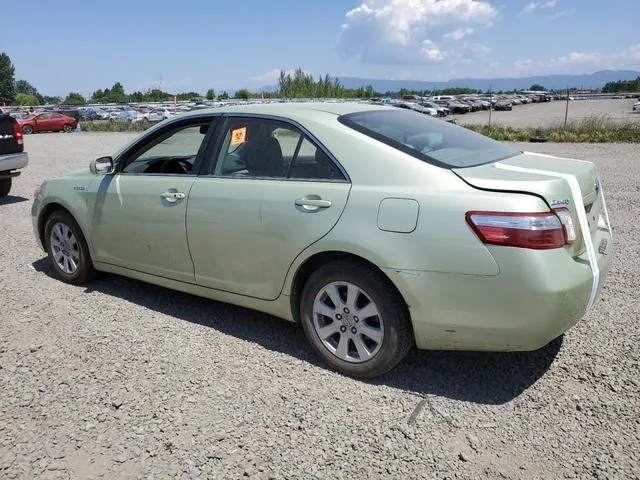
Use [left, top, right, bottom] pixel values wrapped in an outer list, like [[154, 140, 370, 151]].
[[312, 281, 384, 363], [49, 222, 80, 274]]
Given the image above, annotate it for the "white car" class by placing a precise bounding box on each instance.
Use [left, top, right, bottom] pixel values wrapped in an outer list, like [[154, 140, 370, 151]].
[[144, 108, 173, 123], [633, 101, 640, 113]]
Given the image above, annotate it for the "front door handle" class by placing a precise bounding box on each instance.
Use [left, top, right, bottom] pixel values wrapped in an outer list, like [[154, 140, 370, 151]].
[[295, 197, 332, 211], [161, 191, 186, 202]]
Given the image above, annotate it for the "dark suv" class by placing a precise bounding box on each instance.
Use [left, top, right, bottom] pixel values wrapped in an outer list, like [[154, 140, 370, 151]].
[[0, 114, 29, 197]]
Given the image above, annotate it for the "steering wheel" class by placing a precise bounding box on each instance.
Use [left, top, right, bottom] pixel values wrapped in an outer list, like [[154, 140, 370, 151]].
[[160, 158, 190, 174]]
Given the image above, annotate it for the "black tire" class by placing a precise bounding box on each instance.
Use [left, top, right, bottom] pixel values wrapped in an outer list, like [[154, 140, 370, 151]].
[[22, 125, 33, 134], [0, 177, 11, 197], [63, 124, 73, 133], [300, 260, 414, 379], [44, 210, 96, 285]]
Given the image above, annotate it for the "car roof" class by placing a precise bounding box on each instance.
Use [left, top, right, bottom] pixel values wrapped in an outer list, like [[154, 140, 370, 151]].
[[176, 102, 394, 123]]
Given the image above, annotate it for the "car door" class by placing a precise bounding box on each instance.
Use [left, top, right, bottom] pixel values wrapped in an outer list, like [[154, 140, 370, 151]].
[[186, 115, 351, 300], [33, 113, 52, 132], [89, 115, 219, 283]]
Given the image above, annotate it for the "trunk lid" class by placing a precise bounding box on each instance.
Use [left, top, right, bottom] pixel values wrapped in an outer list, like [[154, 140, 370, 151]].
[[0, 114, 22, 156], [453, 151, 601, 256]]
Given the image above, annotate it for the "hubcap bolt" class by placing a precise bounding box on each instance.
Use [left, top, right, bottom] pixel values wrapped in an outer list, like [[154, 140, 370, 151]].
[[336, 314, 342, 320], [343, 308, 350, 314], [353, 316, 359, 322], [351, 327, 357, 334], [340, 326, 347, 333]]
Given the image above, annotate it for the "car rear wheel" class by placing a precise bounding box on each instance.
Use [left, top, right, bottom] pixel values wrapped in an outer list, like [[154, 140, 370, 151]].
[[22, 125, 33, 134], [63, 124, 73, 133], [44, 210, 96, 285], [300, 261, 414, 378], [0, 178, 11, 197]]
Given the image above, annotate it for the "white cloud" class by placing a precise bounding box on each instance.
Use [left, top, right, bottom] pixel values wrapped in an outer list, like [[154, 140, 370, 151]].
[[338, 0, 498, 65], [444, 27, 475, 40], [549, 9, 571, 20], [509, 44, 640, 76], [519, 0, 556, 16]]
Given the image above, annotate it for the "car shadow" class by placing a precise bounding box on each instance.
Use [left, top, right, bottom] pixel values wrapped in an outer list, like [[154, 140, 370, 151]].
[[0, 195, 28, 205], [32, 258, 561, 405]]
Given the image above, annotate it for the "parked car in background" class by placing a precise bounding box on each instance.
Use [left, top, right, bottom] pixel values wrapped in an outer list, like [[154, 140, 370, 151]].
[[633, 101, 640, 113], [18, 112, 78, 134], [80, 107, 110, 121], [420, 101, 449, 116], [31, 103, 612, 378], [494, 99, 513, 111], [144, 108, 173, 123], [393, 102, 437, 116], [113, 110, 145, 123], [0, 114, 28, 197]]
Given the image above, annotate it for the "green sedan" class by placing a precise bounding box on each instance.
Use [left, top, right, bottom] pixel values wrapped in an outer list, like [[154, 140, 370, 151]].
[[32, 103, 612, 378]]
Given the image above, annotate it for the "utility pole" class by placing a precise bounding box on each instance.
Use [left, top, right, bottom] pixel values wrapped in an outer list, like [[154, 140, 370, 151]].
[[564, 85, 570, 129], [488, 83, 492, 127]]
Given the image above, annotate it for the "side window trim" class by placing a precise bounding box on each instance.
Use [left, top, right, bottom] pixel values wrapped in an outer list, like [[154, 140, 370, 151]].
[[205, 113, 350, 183], [114, 115, 220, 176]]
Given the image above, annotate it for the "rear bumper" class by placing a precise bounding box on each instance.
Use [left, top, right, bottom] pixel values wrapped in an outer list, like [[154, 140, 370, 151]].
[[384, 226, 612, 352], [0, 152, 28, 173]]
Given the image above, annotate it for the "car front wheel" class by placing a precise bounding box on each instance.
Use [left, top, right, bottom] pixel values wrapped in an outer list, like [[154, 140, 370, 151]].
[[44, 210, 96, 285], [300, 261, 414, 378], [22, 125, 33, 134], [0, 178, 11, 197]]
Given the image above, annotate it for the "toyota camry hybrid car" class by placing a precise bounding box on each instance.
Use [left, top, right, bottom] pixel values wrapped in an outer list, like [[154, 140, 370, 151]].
[[32, 103, 612, 378]]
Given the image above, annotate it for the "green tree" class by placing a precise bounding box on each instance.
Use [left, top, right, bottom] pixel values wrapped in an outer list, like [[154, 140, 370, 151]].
[[234, 88, 250, 100], [530, 84, 545, 91], [14, 93, 40, 106], [0, 52, 16, 104], [15, 79, 38, 96], [42, 95, 62, 105], [206, 88, 216, 100], [63, 92, 86, 105], [176, 91, 200, 101], [218, 91, 229, 100]]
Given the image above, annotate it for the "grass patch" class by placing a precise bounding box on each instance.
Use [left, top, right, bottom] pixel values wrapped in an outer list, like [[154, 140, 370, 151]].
[[464, 115, 640, 142], [80, 121, 151, 132]]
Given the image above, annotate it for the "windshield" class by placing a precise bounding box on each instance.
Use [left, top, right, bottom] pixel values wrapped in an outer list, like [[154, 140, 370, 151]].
[[338, 109, 519, 168]]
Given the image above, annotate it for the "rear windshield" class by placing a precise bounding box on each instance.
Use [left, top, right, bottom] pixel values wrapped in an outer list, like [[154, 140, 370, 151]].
[[338, 109, 520, 168]]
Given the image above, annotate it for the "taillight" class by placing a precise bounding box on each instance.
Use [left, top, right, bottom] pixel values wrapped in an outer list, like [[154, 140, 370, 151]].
[[466, 211, 570, 250], [12, 122, 23, 145], [553, 207, 576, 244]]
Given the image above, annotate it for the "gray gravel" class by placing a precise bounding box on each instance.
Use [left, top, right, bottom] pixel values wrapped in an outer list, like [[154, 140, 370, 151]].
[[452, 98, 639, 128], [1, 133, 638, 479]]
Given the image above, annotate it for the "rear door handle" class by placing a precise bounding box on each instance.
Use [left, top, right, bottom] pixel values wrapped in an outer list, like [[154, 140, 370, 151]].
[[295, 197, 332, 210], [161, 191, 186, 201]]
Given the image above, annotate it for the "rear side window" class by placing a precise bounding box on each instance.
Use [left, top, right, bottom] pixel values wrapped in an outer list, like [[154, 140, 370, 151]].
[[338, 109, 519, 168]]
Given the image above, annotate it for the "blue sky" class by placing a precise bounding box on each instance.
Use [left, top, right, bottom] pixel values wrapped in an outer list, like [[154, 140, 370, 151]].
[[2, 0, 638, 96]]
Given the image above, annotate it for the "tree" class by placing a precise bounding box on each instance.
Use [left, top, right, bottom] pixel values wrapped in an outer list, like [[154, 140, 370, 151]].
[[176, 91, 200, 101], [14, 93, 40, 106], [218, 91, 229, 100], [63, 92, 86, 105], [0, 52, 16, 104], [206, 88, 216, 100], [234, 88, 250, 100], [15, 80, 38, 96], [42, 96, 62, 105], [530, 84, 545, 91]]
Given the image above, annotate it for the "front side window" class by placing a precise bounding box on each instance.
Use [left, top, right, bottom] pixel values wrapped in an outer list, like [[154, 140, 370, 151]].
[[121, 121, 211, 175], [339, 109, 519, 168]]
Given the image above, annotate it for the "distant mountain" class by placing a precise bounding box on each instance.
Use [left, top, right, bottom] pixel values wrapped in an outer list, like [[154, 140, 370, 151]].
[[259, 70, 640, 93]]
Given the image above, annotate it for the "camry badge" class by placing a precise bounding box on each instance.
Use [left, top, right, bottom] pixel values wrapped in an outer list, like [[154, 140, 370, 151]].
[[550, 198, 570, 206]]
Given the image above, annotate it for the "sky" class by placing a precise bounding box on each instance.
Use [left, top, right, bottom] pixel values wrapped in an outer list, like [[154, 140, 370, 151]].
[[1, 0, 638, 97]]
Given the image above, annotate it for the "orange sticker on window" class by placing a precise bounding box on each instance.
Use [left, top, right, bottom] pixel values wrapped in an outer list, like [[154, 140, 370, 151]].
[[230, 127, 247, 145]]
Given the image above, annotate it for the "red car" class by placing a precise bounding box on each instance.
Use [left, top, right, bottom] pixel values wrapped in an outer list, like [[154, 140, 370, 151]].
[[18, 112, 78, 134]]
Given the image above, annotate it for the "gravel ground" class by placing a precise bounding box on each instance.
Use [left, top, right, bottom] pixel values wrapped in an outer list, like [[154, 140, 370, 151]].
[[451, 98, 639, 128], [1, 133, 638, 479]]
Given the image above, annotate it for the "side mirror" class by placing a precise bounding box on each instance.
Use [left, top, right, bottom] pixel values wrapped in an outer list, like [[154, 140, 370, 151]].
[[90, 156, 115, 175]]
